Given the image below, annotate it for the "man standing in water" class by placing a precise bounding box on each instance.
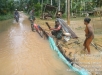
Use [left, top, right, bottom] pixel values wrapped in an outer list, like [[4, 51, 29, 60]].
[[29, 9, 35, 31], [29, 9, 35, 21], [83, 17, 94, 54]]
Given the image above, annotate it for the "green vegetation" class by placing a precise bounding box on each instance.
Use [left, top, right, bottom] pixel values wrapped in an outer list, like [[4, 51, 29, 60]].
[[0, 0, 102, 20], [0, 0, 14, 15], [0, 0, 14, 20], [0, 13, 13, 21]]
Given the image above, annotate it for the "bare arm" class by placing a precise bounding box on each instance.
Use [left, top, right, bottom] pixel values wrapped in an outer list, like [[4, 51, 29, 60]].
[[87, 25, 94, 38], [50, 25, 61, 31]]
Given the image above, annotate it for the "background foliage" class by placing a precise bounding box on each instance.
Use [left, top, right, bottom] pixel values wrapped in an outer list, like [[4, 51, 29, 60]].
[[0, 0, 102, 18]]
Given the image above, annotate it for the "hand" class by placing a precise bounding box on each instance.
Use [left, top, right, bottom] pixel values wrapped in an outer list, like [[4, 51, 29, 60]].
[[50, 28, 53, 30]]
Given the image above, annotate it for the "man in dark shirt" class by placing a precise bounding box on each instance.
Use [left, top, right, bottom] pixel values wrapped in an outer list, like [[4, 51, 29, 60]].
[[29, 9, 35, 21], [50, 20, 62, 39], [14, 9, 19, 22], [14, 9, 19, 18]]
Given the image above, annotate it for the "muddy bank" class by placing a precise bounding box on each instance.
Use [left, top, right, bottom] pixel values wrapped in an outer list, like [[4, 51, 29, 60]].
[[57, 19, 102, 75], [36, 17, 102, 75]]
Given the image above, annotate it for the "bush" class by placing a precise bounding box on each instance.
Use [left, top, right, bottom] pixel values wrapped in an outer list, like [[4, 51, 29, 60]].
[[0, 13, 13, 21]]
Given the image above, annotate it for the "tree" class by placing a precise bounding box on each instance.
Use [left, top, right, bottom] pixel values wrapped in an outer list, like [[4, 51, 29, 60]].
[[0, 0, 14, 15]]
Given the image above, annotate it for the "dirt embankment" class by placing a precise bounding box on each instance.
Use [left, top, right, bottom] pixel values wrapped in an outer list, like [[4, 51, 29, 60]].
[[35, 17, 102, 75]]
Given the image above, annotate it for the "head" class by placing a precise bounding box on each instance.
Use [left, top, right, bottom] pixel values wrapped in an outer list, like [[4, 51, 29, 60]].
[[56, 14, 60, 18], [32, 9, 34, 12], [15, 9, 17, 11], [55, 20, 60, 25], [84, 17, 91, 25], [58, 12, 61, 15]]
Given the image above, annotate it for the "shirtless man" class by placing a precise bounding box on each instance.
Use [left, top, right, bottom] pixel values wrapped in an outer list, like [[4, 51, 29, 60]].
[[83, 18, 94, 54]]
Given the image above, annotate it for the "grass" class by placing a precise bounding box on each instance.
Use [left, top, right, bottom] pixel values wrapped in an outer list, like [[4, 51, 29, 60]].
[[0, 13, 13, 21]]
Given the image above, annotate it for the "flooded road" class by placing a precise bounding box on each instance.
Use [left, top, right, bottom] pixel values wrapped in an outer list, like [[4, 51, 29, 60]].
[[0, 12, 78, 75]]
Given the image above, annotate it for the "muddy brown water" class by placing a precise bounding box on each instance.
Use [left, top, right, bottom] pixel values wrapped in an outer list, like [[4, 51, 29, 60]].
[[0, 13, 78, 75]]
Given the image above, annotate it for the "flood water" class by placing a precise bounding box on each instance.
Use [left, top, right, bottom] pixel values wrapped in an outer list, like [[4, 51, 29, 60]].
[[0, 12, 78, 75]]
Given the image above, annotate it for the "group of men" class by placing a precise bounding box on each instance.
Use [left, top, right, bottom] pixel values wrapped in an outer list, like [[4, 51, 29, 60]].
[[28, 9, 94, 54], [47, 17, 94, 54], [14, 9, 94, 54]]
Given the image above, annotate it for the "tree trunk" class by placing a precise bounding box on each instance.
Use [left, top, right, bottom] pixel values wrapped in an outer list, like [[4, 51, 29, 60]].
[[58, 0, 60, 11], [51, 0, 52, 5], [41, 0, 44, 19], [65, 0, 67, 15], [41, 0, 43, 11], [67, 0, 70, 25], [38, 0, 40, 3]]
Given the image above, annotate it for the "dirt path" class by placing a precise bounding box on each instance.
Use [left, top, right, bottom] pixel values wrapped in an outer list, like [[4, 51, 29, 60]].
[[0, 12, 78, 75]]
